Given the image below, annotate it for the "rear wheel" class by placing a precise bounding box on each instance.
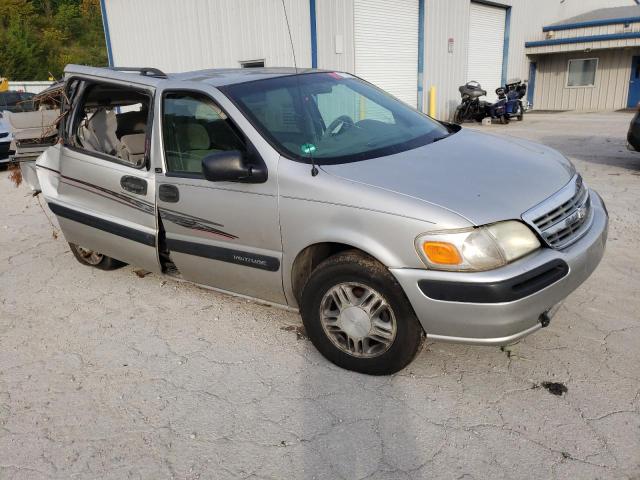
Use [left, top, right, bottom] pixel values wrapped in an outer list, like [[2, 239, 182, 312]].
[[300, 250, 424, 375], [516, 104, 524, 121], [453, 106, 465, 125], [69, 243, 125, 270]]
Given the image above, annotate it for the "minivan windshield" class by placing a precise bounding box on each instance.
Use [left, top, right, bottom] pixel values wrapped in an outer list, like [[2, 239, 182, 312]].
[[222, 72, 451, 164]]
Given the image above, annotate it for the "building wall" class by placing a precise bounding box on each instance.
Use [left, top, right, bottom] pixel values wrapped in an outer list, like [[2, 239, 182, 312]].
[[315, 0, 355, 72], [526, 22, 640, 55], [422, 0, 635, 120], [8, 81, 54, 94], [104, 0, 311, 72], [103, 0, 638, 119], [532, 49, 640, 111]]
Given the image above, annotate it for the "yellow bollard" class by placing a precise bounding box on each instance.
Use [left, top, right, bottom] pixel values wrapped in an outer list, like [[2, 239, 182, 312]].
[[428, 86, 436, 118]]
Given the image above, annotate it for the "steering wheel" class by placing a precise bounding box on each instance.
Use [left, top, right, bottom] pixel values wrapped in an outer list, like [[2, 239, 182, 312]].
[[323, 115, 355, 138]]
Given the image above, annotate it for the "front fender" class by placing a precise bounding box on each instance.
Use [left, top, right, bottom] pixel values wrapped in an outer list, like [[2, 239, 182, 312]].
[[277, 158, 472, 307], [279, 197, 461, 308]]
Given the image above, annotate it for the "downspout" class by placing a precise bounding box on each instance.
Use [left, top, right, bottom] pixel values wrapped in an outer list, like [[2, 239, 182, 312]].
[[99, 0, 115, 67], [309, 0, 318, 68], [417, 0, 425, 111], [501, 6, 511, 85]]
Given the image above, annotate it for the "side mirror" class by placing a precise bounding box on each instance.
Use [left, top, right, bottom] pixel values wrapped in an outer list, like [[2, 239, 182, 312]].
[[201, 150, 267, 183]]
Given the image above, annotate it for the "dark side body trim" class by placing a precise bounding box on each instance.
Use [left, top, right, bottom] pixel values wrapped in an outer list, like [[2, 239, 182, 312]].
[[418, 259, 569, 303], [167, 238, 280, 272], [48, 202, 156, 247]]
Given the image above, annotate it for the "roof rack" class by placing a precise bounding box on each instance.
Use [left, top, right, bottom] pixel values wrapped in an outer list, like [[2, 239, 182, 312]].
[[108, 67, 168, 79]]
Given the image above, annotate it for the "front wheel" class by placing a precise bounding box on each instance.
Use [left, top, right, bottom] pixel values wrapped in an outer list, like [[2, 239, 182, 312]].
[[300, 250, 424, 375], [69, 243, 125, 270]]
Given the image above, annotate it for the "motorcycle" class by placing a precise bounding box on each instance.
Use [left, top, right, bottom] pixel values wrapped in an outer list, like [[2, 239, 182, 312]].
[[489, 78, 527, 124], [453, 81, 490, 124]]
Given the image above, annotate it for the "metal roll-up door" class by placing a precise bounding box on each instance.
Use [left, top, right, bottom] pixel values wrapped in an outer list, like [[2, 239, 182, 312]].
[[467, 2, 506, 102], [354, 0, 419, 107]]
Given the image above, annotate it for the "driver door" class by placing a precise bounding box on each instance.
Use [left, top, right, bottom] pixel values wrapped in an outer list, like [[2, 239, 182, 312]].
[[156, 89, 285, 304]]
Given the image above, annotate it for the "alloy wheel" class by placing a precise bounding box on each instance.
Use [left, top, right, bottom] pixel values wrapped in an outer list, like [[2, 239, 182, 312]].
[[319, 282, 397, 358]]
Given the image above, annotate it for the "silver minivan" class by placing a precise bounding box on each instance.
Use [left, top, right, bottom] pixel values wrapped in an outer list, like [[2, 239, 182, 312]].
[[29, 65, 608, 374]]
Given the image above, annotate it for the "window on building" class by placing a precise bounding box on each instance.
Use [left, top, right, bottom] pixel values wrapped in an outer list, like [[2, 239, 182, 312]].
[[240, 60, 265, 68], [162, 91, 245, 174], [567, 58, 598, 87]]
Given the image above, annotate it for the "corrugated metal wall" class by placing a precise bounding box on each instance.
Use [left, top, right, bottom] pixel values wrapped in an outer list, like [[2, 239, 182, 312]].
[[104, 0, 311, 72], [422, 0, 635, 120], [423, 0, 470, 118], [315, 0, 355, 72], [532, 49, 640, 111], [526, 22, 640, 55], [104, 0, 638, 118]]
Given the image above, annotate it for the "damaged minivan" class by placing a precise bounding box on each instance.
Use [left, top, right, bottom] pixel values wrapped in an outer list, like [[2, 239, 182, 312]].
[[27, 65, 608, 374]]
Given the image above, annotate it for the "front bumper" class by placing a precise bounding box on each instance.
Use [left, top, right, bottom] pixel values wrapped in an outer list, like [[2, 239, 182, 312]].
[[390, 190, 608, 346]]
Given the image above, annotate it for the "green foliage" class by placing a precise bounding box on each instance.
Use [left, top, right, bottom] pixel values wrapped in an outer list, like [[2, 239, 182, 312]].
[[0, 0, 107, 80]]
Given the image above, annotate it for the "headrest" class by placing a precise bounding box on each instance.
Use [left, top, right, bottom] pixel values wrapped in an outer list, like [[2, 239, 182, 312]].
[[179, 123, 210, 151], [116, 110, 147, 138], [120, 133, 146, 155]]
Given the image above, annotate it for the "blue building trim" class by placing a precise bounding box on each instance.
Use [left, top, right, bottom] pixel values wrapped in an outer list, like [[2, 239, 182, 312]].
[[542, 16, 640, 32], [99, 0, 114, 67], [417, 0, 425, 111], [501, 6, 511, 85], [309, 0, 318, 68], [526, 31, 640, 48]]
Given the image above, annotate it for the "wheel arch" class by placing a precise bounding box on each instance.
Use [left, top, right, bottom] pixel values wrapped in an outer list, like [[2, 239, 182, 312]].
[[289, 241, 388, 307]]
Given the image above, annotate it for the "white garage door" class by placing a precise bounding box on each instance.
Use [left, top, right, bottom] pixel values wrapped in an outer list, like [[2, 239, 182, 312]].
[[354, 0, 418, 107], [467, 2, 506, 102]]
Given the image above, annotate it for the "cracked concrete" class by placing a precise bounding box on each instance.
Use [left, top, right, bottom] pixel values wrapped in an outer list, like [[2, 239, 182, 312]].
[[1, 111, 639, 479]]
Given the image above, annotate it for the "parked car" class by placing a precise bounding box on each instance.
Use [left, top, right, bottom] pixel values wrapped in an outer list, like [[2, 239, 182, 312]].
[[0, 112, 11, 162], [6, 82, 64, 164], [0, 90, 36, 113], [627, 106, 640, 151], [26, 65, 608, 375]]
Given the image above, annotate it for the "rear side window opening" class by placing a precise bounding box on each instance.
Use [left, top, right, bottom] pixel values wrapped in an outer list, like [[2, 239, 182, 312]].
[[67, 81, 153, 169]]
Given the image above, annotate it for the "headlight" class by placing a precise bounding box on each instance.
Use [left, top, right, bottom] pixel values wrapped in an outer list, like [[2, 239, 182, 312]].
[[415, 221, 541, 271]]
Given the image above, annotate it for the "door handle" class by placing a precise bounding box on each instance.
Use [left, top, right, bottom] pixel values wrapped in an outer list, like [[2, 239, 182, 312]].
[[120, 175, 147, 195], [158, 184, 179, 203]]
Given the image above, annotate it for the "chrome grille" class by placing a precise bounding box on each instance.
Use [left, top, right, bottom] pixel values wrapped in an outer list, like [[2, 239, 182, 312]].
[[522, 175, 593, 249]]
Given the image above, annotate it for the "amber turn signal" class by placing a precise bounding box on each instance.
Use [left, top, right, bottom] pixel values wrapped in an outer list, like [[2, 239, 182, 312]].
[[422, 241, 462, 265]]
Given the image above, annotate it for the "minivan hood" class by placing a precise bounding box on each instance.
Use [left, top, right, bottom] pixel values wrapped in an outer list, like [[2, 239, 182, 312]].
[[321, 128, 575, 226]]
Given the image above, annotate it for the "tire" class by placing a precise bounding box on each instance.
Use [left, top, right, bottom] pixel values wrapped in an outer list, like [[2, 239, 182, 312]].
[[69, 243, 125, 270], [300, 250, 424, 375], [453, 106, 465, 125], [499, 115, 509, 124], [516, 105, 524, 121]]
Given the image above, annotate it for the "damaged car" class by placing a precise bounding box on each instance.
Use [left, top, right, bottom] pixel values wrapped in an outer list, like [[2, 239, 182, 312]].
[[26, 65, 608, 375]]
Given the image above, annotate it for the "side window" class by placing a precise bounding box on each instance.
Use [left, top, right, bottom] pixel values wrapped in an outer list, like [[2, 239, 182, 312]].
[[70, 82, 151, 168], [162, 92, 245, 174]]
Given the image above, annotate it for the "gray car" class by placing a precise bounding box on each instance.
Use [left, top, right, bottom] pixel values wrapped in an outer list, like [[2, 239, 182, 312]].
[[29, 65, 608, 374]]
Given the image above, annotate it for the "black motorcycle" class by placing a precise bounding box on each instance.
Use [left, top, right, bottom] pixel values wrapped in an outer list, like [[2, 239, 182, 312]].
[[453, 81, 489, 124]]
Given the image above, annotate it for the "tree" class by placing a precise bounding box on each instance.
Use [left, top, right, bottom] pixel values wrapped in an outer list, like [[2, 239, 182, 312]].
[[0, 0, 107, 80]]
